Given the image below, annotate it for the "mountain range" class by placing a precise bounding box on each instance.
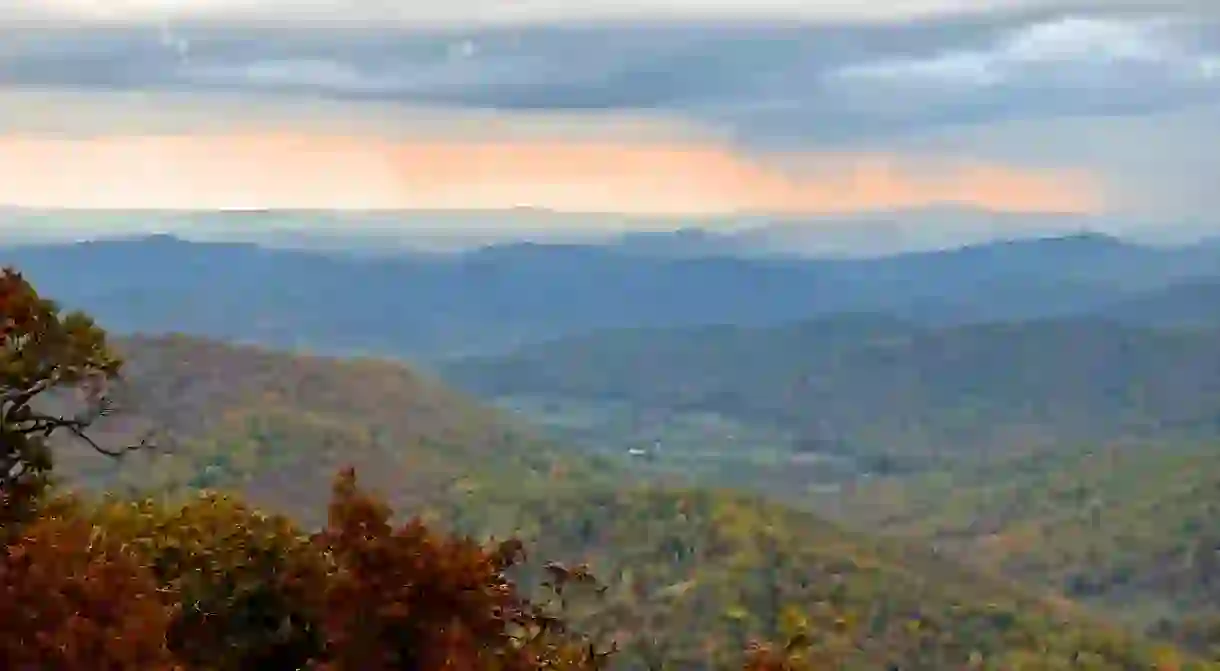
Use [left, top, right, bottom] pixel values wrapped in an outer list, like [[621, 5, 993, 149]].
[[11, 226, 1220, 664], [6, 229, 1220, 361]]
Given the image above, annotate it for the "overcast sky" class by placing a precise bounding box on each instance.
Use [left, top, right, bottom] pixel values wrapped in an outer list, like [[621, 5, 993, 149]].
[[0, 0, 1217, 239], [6, 0, 1217, 24]]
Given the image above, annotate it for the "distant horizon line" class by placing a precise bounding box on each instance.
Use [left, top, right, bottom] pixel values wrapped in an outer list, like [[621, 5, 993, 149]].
[[0, 204, 1106, 218], [0, 224, 1167, 252]]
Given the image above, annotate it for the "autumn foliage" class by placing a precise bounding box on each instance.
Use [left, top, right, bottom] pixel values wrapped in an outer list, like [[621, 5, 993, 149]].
[[741, 644, 812, 671], [0, 509, 179, 669], [6, 265, 1179, 670], [0, 262, 609, 668], [0, 265, 612, 670], [93, 491, 329, 670], [314, 468, 556, 670], [3, 472, 616, 670]]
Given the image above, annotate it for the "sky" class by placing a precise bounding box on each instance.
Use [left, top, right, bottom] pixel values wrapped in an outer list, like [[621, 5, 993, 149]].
[[0, 0, 1217, 241]]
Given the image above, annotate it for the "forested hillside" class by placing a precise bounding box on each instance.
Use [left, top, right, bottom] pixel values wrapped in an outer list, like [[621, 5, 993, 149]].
[[442, 313, 1220, 658], [1, 267, 1205, 669], [444, 317, 1220, 458], [61, 333, 599, 526], [833, 441, 1220, 655]]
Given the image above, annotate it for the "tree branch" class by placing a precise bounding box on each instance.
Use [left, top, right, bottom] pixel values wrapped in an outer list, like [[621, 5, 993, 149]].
[[0, 373, 61, 414], [59, 421, 154, 458], [9, 398, 160, 459]]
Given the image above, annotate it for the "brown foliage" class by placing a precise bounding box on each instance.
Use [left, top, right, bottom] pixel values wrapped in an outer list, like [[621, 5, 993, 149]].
[[0, 467, 621, 671], [740, 639, 818, 671], [310, 467, 602, 670], [0, 511, 178, 670]]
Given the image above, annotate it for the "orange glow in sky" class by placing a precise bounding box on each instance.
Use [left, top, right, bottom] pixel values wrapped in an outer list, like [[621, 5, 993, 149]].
[[0, 133, 1104, 215]]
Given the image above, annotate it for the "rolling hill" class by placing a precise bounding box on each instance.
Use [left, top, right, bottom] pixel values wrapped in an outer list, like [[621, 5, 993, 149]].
[[442, 316, 1220, 462], [440, 312, 1220, 659], [43, 333, 1199, 669], [478, 483, 1187, 669], [1089, 279, 1220, 328], [58, 333, 607, 526], [837, 441, 1220, 609], [832, 441, 1220, 655]]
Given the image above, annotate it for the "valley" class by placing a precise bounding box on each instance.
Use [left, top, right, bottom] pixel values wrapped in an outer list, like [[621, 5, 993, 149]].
[[8, 6, 1220, 668], [39, 332, 1195, 669], [6, 232, 1220, 667]]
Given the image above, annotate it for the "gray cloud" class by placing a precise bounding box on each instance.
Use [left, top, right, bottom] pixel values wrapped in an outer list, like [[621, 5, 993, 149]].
[[2, 3, 1219, 225], [0, 18, 1208, 147], [829, 16, 1219, 101], [0, 0, 1152, 26], [5, 0, 1220, 26], [2, 10, 1217, 147]]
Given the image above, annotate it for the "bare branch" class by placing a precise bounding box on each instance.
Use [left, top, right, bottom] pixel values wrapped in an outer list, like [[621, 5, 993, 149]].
[[6, 393, 161, 460], [59, 421, 154, 458], [0, 372, 61, 412]]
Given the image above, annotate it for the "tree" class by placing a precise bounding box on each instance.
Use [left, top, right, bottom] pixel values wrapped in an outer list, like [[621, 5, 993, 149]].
[[310, 468, 607, 670], [0, 507, 179, 669], [94, 493, 331, 670], [0, 267, 151, 531]]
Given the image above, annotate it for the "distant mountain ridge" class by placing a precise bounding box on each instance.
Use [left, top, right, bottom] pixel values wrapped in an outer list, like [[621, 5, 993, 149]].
[[5, 230, 1220, 360], [0, 205, 1208, 256]]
